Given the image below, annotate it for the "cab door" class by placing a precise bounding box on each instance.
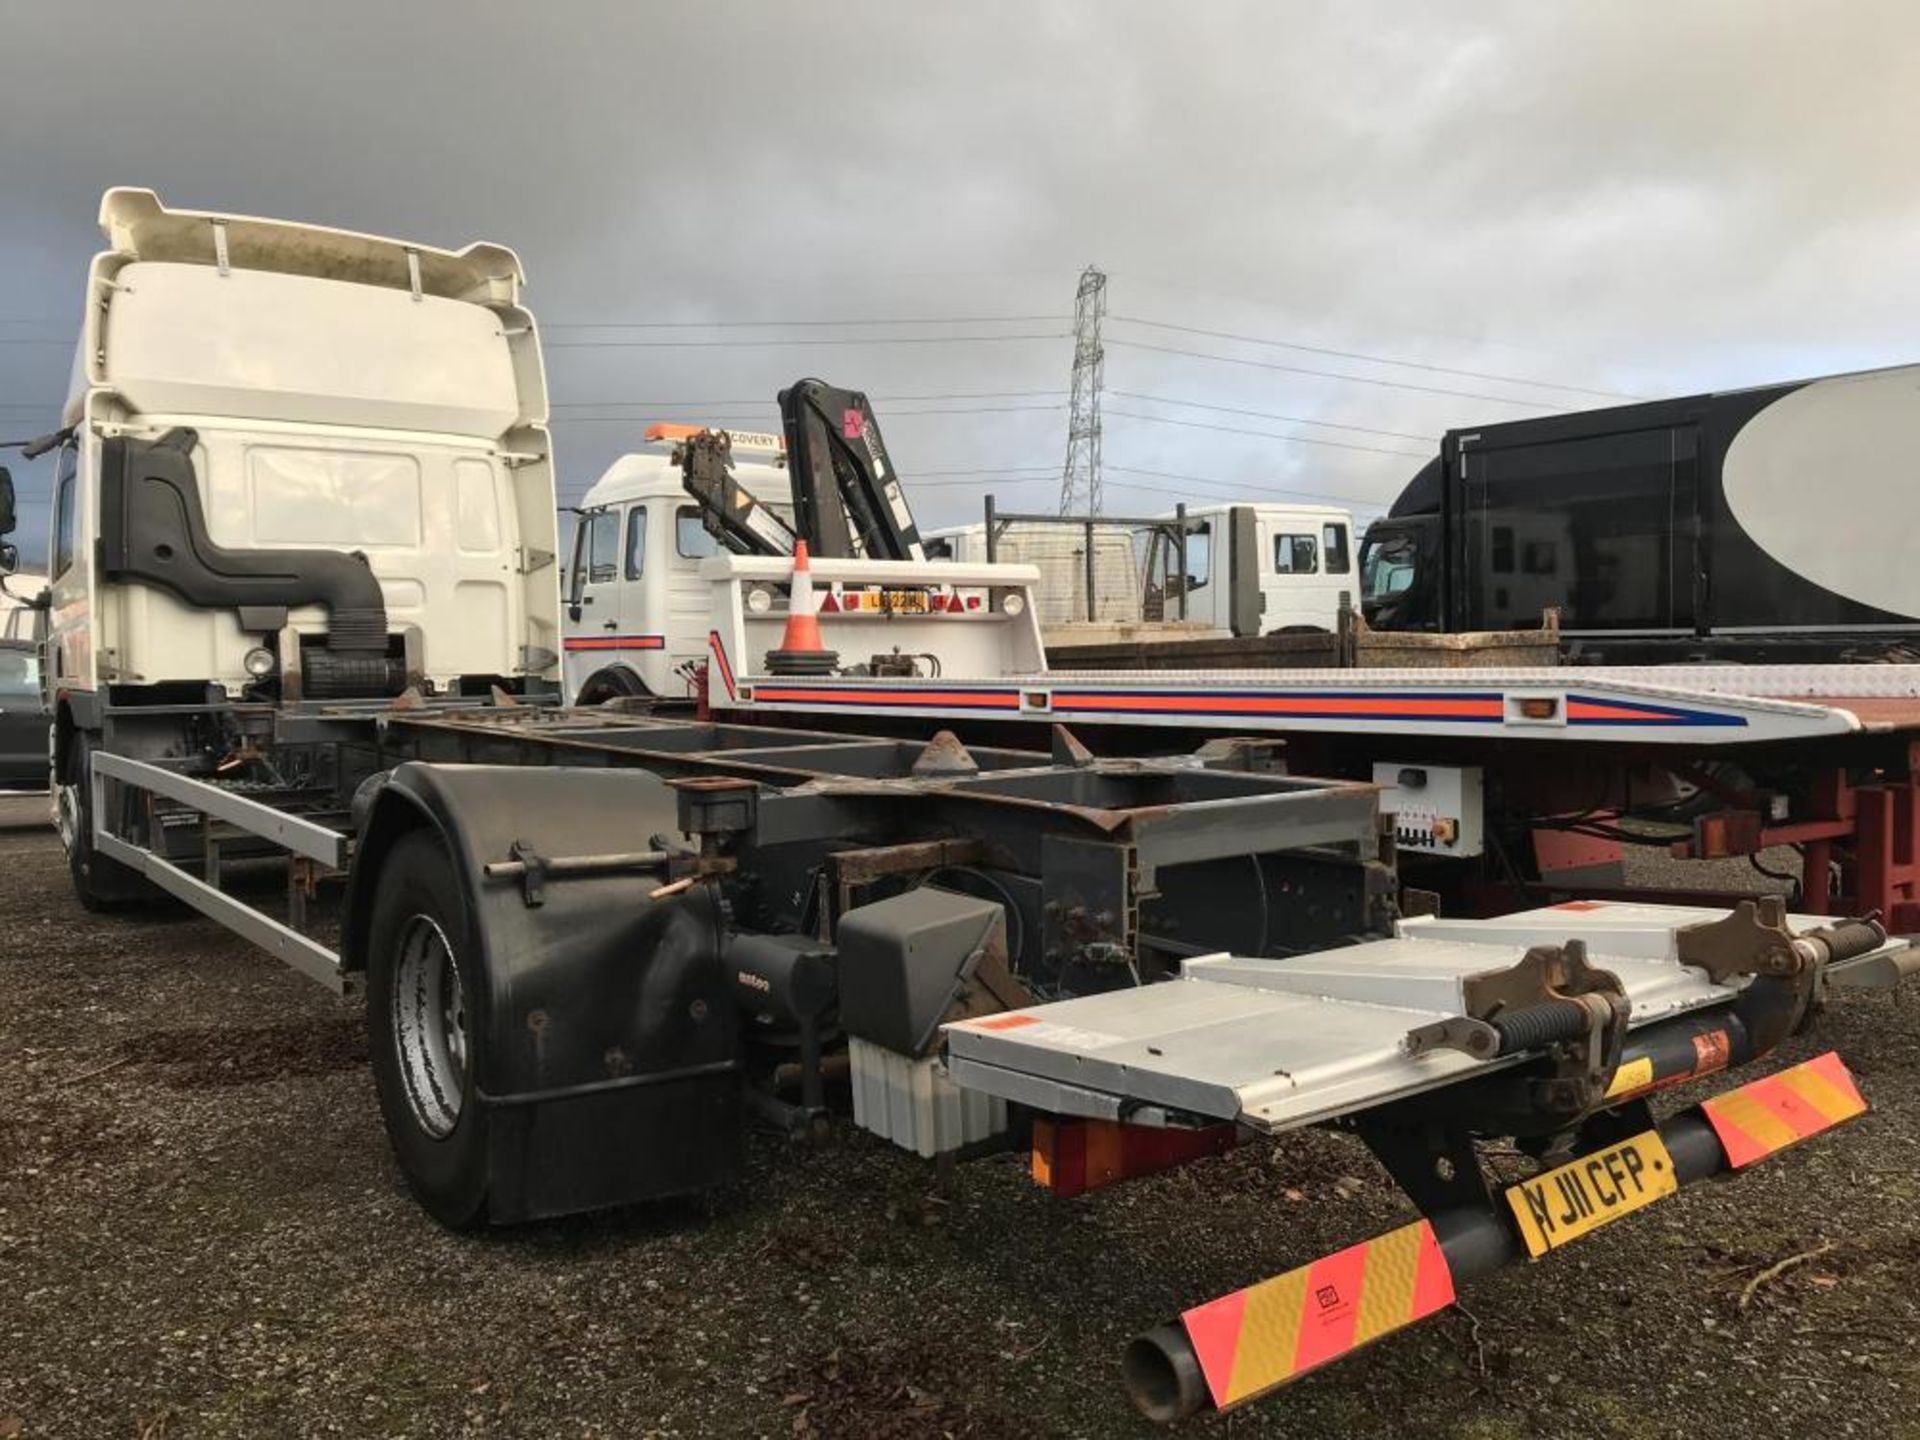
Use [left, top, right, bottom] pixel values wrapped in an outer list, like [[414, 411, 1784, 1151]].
[[562, 507, 624, 698], [1261, 518, 1350, 631], [666, 503, 723, 684]]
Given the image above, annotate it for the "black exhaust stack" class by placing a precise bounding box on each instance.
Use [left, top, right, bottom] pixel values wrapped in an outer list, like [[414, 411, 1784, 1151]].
[[98, 428, 401, 695]]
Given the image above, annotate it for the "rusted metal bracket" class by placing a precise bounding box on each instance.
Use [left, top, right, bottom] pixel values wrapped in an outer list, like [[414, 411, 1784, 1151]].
[[1406, 939, 1631, 1116], [1192, 735, 1287, 773], [942, 908, 1036, 1031], [1051, 724, 1097, 769], [1678, 899, 1891, 1053], [911, 730, 979, 778], [506, 838, 546, 906], [1675, 896, 1804, 983], [482, 845, 674, 908], [1677, 896, 1889, 984]]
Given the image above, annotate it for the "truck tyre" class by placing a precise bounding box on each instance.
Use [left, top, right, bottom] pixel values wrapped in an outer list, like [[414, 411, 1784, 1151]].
[[367, 830, 491, 1229], [56, 732, 155, 911], [575, 666, 648, 706]]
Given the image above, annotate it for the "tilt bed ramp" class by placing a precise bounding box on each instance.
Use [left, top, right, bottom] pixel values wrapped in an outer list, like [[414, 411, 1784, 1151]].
[[83, 701, 1920, 1423], [699, 554, 1920, 747], [698, 552, 1920, 928]]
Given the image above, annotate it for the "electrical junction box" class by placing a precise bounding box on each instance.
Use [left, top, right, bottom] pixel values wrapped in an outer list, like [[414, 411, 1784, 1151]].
[[1372, 762, 1484, 857]]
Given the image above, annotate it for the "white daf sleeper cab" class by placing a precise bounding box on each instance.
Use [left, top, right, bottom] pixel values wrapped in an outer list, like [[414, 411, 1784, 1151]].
[[35, 188, 561, 904]]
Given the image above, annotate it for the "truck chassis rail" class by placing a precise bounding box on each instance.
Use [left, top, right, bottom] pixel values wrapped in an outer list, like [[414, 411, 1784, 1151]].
[[89, 751, 349, 993]]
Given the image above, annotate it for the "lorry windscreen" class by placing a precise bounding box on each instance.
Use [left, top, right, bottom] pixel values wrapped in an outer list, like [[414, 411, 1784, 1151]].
[[1360, 530, 1417, 603]]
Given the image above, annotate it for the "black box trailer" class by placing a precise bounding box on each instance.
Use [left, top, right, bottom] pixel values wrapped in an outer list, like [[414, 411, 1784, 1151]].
[[1361, 363, 1920, 663]]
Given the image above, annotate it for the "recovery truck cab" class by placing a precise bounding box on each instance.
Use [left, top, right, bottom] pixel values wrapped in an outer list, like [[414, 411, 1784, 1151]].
[[563, 425, 792, 702], [33, 188, 561, 904]]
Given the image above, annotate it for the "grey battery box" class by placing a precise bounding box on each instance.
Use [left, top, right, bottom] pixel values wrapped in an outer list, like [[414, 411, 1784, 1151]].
[[837, 886, 1006, 1056]]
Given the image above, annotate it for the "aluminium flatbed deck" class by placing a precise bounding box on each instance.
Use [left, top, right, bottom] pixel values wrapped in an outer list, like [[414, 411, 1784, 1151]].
[[707, 628, 1920, 747]]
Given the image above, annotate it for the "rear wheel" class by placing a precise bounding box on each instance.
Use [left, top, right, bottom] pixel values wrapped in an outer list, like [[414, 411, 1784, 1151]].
[[56, 732, 154, 911], [575, 666, 648, 706], [367, 831, 491, 1228]]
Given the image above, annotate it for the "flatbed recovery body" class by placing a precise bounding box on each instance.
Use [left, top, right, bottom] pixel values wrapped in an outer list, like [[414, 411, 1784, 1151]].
[[702, 557, 1920, 746], [695, 553, 1920, 928]]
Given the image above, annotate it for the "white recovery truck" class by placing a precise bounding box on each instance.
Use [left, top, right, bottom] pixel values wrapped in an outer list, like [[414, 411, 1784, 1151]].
[[8, 189, 1917, 1424]]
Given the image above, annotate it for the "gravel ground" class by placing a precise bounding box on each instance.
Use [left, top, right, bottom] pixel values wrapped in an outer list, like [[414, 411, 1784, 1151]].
[[1, 791, 1916, 1439]]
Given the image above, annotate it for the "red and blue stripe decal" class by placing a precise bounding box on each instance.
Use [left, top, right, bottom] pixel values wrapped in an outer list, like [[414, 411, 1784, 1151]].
[[1565, 695, 1745, 727], [754, 686, 1023, 711], [565, 633, 665, 653], [1052, 688, 1506, 723], [701, 632, 1746, 729], [1050, 689, 1746, 727]]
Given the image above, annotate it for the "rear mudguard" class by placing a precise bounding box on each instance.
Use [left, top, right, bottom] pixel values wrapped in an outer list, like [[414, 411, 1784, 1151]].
[[343, 762, 743, 1220]]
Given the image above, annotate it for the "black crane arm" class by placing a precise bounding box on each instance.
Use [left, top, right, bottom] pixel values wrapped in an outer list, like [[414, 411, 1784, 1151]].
[[677, 429, 800, 557], [778, 379, 928, 562], [672, 379, 929, 562]]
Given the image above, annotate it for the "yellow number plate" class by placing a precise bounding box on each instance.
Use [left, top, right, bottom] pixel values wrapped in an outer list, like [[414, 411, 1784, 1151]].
[[1506, 1130, 1678, 1259], [883, 588, 930, 613]]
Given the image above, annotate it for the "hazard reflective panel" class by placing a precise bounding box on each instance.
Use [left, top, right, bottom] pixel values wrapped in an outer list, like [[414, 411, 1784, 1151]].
[[1701, 1050, 1867, 1168], [1181, 1219, 1454, 1410]]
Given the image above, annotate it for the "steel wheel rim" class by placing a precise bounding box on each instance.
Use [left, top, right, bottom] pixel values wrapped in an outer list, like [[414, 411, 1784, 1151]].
[[55, 780, 80, 856], [391, 914, 469, 1139]]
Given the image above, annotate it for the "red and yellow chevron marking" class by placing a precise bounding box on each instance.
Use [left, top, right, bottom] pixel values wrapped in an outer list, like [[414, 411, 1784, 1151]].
[[1700, 1050, 1867, 1169], [1182, 1219, 1454, 1410]]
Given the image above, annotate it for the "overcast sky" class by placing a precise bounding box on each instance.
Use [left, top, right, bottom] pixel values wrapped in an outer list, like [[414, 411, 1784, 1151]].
[[4, 0, 1918, 566]]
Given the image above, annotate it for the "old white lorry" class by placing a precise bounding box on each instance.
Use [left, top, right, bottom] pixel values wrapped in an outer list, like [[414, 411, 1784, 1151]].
[[927, 499, 1359, 642]]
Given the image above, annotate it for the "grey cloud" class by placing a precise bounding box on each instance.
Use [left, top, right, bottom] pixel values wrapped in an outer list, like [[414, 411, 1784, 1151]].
[[2, 0, 1916, 561]]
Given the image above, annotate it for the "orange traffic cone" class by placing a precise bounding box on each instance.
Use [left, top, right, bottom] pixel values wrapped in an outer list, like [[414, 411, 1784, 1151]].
[[764, 541, 841, 676]]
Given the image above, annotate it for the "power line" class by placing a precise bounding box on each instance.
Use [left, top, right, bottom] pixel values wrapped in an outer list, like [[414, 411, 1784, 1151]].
[[554, 463, 1058, 503], [1103, 268, 1683, 388], [1106, 338, 1564, 410], [1105, 408, 1428, 459], [1105, 464, 1398, 507], [907, 464, 1399, 509], [872, 404, 1064, 417], [550, 389, 1065, 409], [545, 332, 1069, 350], [1108, 314, 1643, 401], [1110, 391, 1436, 443], [558, 404, 1066, 424], [541, 314, 1067, 330]]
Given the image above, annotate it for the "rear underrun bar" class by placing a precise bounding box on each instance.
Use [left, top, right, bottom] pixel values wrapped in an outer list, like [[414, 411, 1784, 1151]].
[[1122, 1050, 1869, 1422]]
